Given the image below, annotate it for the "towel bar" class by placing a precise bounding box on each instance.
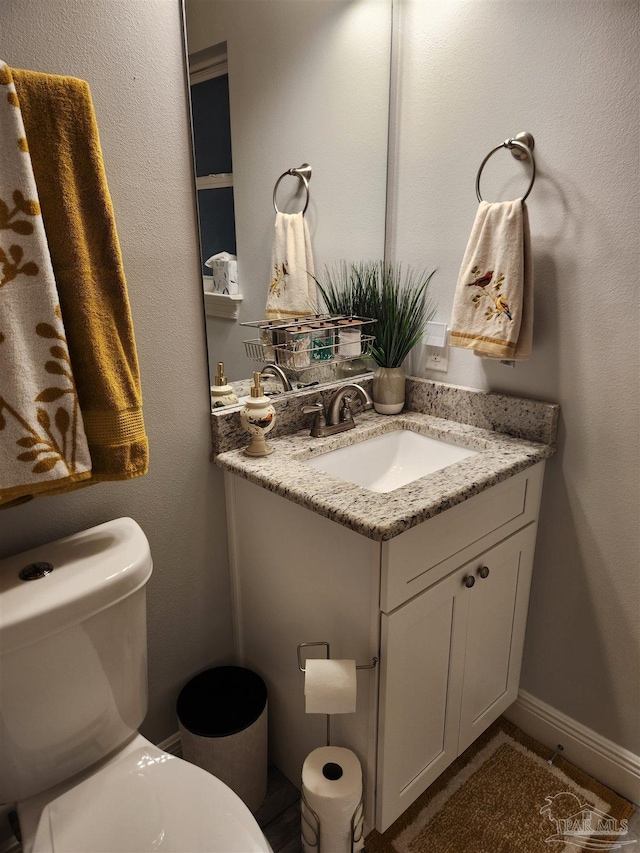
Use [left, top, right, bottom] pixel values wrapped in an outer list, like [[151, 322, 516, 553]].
[[273, 162, 312, 214], [475, 131, 536, 203]]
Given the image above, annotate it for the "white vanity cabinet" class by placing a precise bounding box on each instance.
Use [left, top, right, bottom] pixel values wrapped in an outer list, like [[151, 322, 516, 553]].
[[377, 523, 538, 829], [224, 459, 545, 834]]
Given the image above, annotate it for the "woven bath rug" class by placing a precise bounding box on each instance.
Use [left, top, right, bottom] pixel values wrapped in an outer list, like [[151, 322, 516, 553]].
[[366, 718, 635, 853]]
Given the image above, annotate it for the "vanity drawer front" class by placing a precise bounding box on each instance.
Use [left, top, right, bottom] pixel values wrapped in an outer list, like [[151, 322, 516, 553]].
[[380, 461, 544, 612]]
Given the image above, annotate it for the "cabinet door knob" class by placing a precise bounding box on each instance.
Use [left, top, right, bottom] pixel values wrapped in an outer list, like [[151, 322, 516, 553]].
[[463, 575, 475, 588], [478, 566, 490, 579]]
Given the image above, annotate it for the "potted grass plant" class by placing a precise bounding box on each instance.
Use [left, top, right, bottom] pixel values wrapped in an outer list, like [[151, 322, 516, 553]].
[[315, 261, 436, 413]]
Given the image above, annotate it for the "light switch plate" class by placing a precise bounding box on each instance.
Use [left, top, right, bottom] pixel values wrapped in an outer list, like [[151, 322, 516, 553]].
[[424, 323, 449, 372], [424, 321, 448, 348]]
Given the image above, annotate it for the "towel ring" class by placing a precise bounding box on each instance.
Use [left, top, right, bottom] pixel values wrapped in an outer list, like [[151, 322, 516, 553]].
[[273, 163, 312, 215], [476, 132, 536, 203]]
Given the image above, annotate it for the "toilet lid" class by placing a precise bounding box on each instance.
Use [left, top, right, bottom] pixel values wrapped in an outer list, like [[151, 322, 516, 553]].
[[32, 746, 272, 853]]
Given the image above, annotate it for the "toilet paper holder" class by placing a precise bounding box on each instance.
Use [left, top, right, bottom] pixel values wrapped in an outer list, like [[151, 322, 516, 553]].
[[297, 642, 378, 673], [301, 787, 364, 853], [297, 642, 378, 748], [298, 643, 371, 852]]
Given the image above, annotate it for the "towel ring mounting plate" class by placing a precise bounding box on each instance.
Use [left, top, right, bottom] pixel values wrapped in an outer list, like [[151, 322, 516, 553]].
[[273, 163, 312, 215], [476, 132, 536, 203]]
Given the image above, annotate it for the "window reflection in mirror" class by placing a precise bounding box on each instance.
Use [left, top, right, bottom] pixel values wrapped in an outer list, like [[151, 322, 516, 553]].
[[184, 0, 392, 405], [189, 45, 236, 279]]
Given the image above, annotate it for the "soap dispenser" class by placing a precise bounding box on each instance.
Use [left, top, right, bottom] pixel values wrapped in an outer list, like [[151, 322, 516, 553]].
[[211, 362, 238, 409], [240, 372, 276, 457]]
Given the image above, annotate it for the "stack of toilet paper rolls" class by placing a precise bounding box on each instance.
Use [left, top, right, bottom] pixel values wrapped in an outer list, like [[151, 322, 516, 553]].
[[302, 747, 364, 853], [302, 659, 362, 852]]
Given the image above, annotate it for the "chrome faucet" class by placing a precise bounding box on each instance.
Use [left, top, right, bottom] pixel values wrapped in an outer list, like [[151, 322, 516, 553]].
[[259, 364, 293, 393], [301, 383, 373, 437]]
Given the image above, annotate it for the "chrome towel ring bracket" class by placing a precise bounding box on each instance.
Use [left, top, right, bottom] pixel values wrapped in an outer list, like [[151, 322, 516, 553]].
[[273, 162, 312, 215], [476, 132, 536, 203]]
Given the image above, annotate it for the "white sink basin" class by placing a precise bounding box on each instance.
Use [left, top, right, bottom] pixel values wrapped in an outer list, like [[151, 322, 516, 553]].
[[305, 429, 478, 493]]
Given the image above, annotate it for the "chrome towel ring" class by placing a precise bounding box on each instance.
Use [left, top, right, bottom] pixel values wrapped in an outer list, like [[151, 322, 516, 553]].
[[476, 132, 536, 203], [273, 162, 312, 215]]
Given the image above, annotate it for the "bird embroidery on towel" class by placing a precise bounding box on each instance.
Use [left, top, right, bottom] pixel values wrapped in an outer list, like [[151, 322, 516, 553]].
[[468, 266, 511, 322], [467, 269, 493, 289], [494, 293, 512, 320], [269, 261, 289, 298]]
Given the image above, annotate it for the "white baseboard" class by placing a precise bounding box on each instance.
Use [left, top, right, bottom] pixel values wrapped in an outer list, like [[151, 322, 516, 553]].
[[505, 689, 640, 807]]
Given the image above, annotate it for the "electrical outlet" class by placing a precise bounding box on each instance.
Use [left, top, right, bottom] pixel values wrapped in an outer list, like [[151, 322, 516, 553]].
[[425, 344, 449, 372]]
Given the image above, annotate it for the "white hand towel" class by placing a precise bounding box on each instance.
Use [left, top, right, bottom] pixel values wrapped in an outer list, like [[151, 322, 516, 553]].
[[450, 199, 533, 360], [0, 61, 91, 505], [265, 211, 317, 319]]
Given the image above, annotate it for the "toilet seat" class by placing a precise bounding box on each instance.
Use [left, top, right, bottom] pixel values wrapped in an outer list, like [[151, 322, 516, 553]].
[[30, 743, 272, 853]]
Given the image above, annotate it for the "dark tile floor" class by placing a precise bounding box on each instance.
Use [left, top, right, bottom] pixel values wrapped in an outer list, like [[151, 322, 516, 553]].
[[255, 766, 302, 853]]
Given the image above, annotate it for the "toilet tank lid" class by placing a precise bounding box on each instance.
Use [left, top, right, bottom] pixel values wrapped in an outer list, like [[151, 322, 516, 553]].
[[0, 517, 152, 654]]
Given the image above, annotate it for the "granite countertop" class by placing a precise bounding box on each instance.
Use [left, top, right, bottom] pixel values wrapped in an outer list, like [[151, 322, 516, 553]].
[[215, 395, 558, 541]]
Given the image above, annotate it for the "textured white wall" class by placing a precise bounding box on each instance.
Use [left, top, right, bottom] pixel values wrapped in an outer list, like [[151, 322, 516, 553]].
[[390, 0, 640, 753], [187, 0, 391, 381], [0, 0, 233, 743]]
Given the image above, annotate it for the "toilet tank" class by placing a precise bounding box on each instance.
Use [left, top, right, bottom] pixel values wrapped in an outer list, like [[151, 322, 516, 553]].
[[0, 518, 153, 804]]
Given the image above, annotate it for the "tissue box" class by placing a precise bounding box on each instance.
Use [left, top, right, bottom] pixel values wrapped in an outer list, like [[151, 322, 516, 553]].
[[204, 252, 239, 295]]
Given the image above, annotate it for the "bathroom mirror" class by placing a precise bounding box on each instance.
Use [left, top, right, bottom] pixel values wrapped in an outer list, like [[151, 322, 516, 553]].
[[183, 0, 392, 401]]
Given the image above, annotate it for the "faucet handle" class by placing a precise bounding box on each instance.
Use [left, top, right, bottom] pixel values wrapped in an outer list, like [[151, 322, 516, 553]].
[[339, 397, 355, 424], [342, 391, 373, 412], [301, 400, 327, 437]]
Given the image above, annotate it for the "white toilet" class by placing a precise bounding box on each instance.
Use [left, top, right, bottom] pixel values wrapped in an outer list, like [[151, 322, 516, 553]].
[[0, 517, 272, 853]]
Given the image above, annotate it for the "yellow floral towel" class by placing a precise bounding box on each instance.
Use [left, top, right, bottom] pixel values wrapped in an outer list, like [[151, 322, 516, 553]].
[[12, 67, 148, 483], [0, 61, 92, 506], [450, 200, 533, 360]]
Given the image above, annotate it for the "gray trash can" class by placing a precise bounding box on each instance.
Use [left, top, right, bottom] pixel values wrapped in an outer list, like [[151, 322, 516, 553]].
[[177, 666, 268, 812]]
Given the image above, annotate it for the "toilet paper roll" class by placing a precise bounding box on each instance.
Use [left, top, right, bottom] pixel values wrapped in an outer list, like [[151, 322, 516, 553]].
[[304, 659, 357, 714], [302, 746, 363, 851]]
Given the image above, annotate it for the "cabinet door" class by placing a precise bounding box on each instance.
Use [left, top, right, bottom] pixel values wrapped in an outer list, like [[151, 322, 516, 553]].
[[457, 523, 537, 754], [376, 568, 470, 832]]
